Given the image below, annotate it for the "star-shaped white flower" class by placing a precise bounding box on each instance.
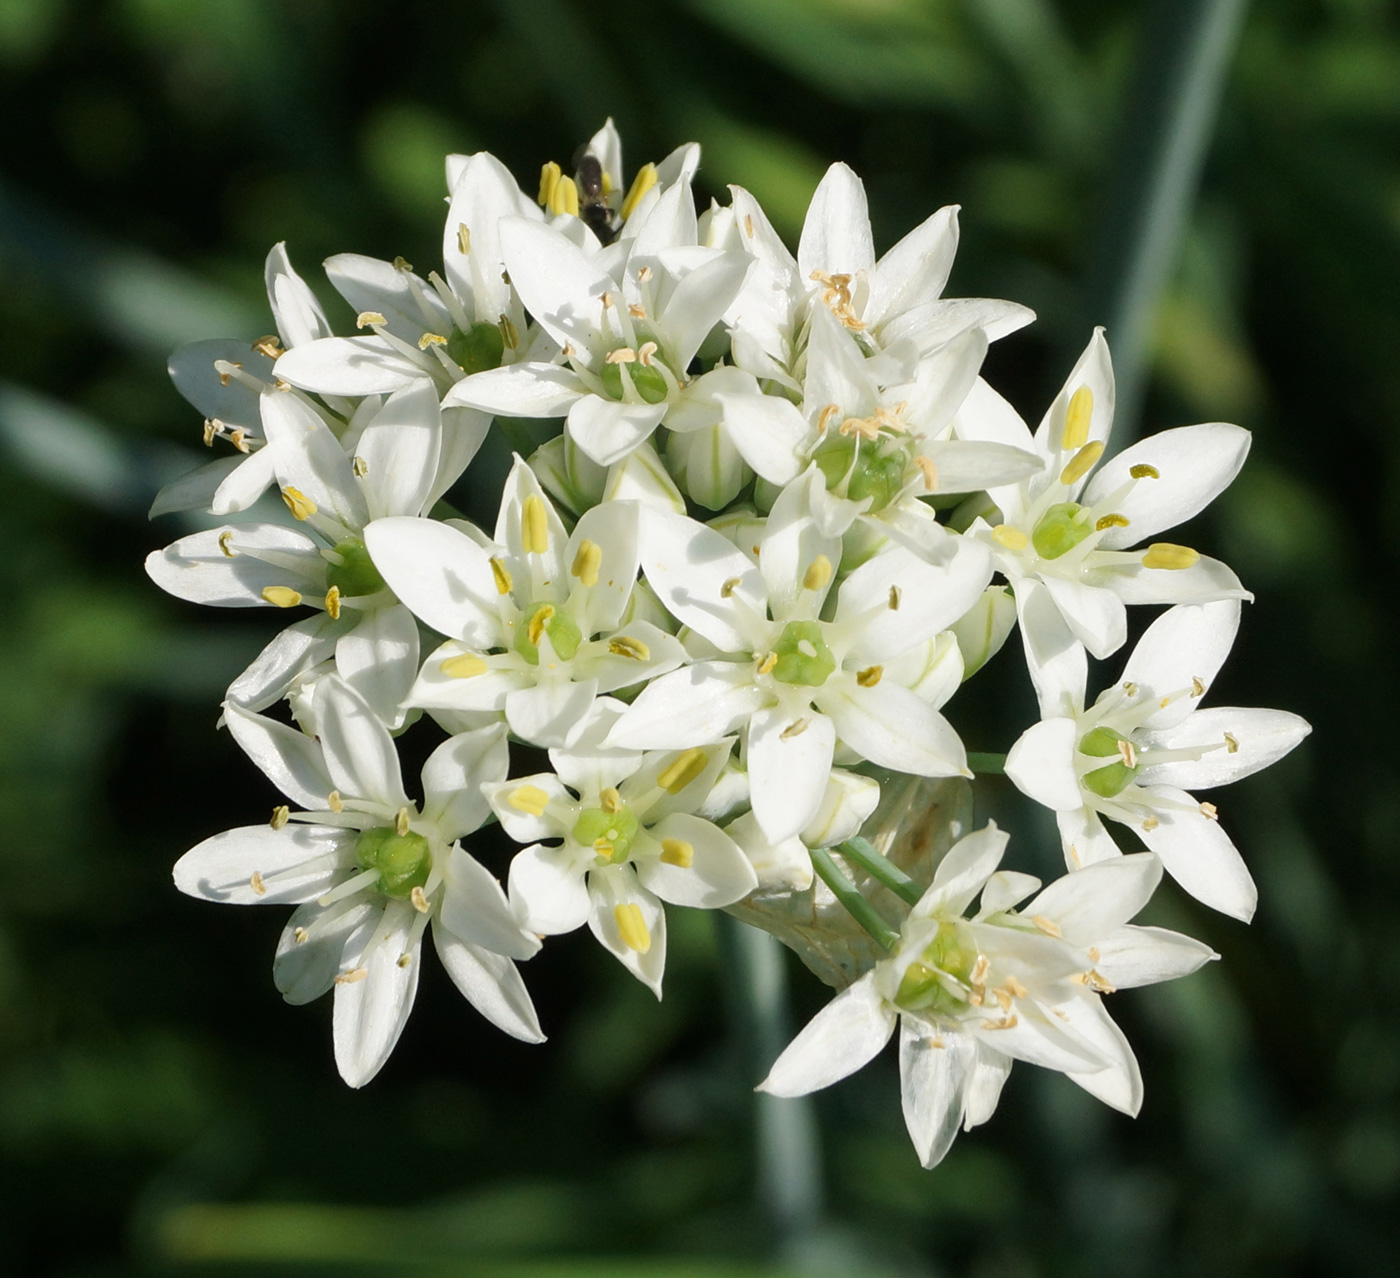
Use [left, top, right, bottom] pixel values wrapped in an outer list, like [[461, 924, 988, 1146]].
[[173, 676, 543, 1087], [1004, 597, 1311, 920]]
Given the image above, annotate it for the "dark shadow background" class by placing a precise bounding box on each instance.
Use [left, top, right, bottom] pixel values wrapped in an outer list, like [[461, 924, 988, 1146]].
[[0, 1, 1391, 1274]]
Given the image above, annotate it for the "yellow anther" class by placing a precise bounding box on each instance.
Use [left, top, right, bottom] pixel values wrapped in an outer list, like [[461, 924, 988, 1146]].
[[294, 926, 309, 944], [856, 665, 883, 688], [509, 785, 550, 816], [658, 747, 708, 794], [1141, 543, 1199, 571], [980, 1014, 1019, 1031], [1142, 815, 1160, 831], [1031, 914, 1062, 938], [410, 885, 431, 914], [1062, 385, 1094, 450], [203, 419, 218, 446], [970, 955, 991, 986], [1004, 974, 1029, 1000], [249, 871, 268, 896], [352, 455, 369, 477], [1117, 739, 1138, 768], [659, 838, 694, 868], [334, 967, 369, 985], [281, 486, 318, 521], [396, 953, 412, 968], [323, 586, 342, 619], [592, 838, 615, 860], [252, 334, 283, 359], [614, 902, 651, 953], [888, 585, 902, 610], [756, 652, 778, 675], [356, 311, 387, 329], [572, 539, 602, 586], [720, 576, 741, 598], [229, 428, 251, 454], [216, 361, 241, 386], [637, 341, 659, 366], [328, 790, 343, 813], [489, 556, 513, 595], [261, 586, 303, 609], [994, 987, 1012, 1011], [620, 162, 658, 221], [521, 495, 549, 555], [1200, 802, 1219, 821], [1123, 681, 1139, 697], [1130, 463, 1160, 480], [1059, 439, 1104, 486], [395, 807, 411, 837], [817, 403, 841, 433], [538, 160, 561, 206], [440, 653, 488, 679], [781, 718, 809, 739], [1224, 731, 1239, 754], [1095, 513, 1130, 531], [636, 265, 653, 283], [498, 314, 519, 349], [1191, 676, 1206, 697], [542, 165, 579, 217], [839, 413, 881, 441], [628, 303, 646, 319], [608, 636, 651, 661], [802, 555, 832, 592], [605, 346, 637, 364], [217, 531, 237, 558], [457, 223, 471, 255], [270, 805, 290, 830], [527, 603, 555, 647], [417, 332, 448, 350], [600, 787, 622, 814], [992, 524, 1029, 552], [914, 455, 939, 491]]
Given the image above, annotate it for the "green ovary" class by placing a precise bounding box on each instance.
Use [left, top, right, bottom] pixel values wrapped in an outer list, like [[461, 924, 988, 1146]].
[[811, 436, 906, 512], [894, 921, 978, 1016], [354, 826, 432, 898], [573, 804, 640, 863], [770, 620, 836, 687], [326, 538, 387, 598], [600, 354, 669, 404], [514, 603, 582, 664], [1078, 725, 1140, 798], [1031, 503, 1092, 560], [447, 322, 505, 375]]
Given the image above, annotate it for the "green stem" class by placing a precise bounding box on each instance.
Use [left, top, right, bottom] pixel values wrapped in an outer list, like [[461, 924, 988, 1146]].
[[834, 837, 922, 908], [966, 752, 1007, 775], [809, 847, 900, 951]]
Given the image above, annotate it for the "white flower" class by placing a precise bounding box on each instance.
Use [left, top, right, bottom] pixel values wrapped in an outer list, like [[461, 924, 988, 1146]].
[[363, 457, 686, 747], [759, 823, 1215, 1168], [606, 473, 991, 841], [957, 329, 1253, 658], [1004, 598, 1311, 920], [172, 677, 543, 1087], [484, 700, 758, 995]]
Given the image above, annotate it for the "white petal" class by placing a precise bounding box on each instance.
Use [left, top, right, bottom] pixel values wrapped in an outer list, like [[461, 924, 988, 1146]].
[[504, 676, 599, 748], [568, 500, 640, 635], [868, 205, 958, 328], [1136, 784, 1257, 920], [174, 824, 352, 905], [1034, 328, 1115, 475], [947, 585, 1017, 681], [444, 362, 586, 416], [149, 455, 243, 519], [145, 523, 323, 607], [747, 704, 836, 843], [498, 217, 613, 354], [1056, 805, 1122, 870], [586, 865, 667, 996], [482, 772, 573, 843], [916, 822, 1008, 918], [260, 391, 369, 531], [759, 973, 896, 1097], [224, 699, 333, 809], [1120, 601, 1240, 730], [800, 769, 881, 849], [759, 469, 841, 618], [1014, 577, 1088, 720], [898, 1019, 976, 1169], [332, 900, 420, 1087], [1041, 575, 1126, 661], [438, 845, 540, 961], [274, 897, 375, 1005], [797, 162, 875, 280], [1100, 553, 1251, 607], [607, 662, 765, 749], [1025, 853, 1163, 944], [324, 253, 451, 343], [723, 810, 813, 891], [421, 723, 510, 841], [1005, 717, 1082, 811], [313, 676, 409, 809], [963, 1042, 1013, 1128], [352, 380, 442, 520], [1136, 706, 1311, 789], [921, 439, 1042, 493], [443, 150, 539, 321], [547, 698, 642, 794], [659, 252, 752, 368], [508, 843, 591, 935], [334, 605, 419, 729], [266, 242, 332, 348], [713, 390, 808, 486], [575, 623, 687, 695], [212, 448, 279, 515], [976, 999, 1109, 1074], [432, 925, 545, 1043], [426, 406, 491, 511], [635, 812, 758, 908], [276, 336, 424, 396], [1057, 996, 1143, 1115], [977, 871, 1041, 917], [408, 642, 526, 713], [566, 395, 667, 466], [1092, 924, 1218, 989], [227, 614, 340, 711], [363, 516, 501, 646], [168, 338, 274, 428], [818, 680, 967, 779]]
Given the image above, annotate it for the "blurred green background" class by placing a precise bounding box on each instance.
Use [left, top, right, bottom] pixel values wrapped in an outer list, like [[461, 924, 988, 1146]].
[[0, 0, 1392, 1273]]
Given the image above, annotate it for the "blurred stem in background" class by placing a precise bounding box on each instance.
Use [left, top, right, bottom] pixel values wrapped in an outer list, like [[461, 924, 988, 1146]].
[[1084, 0, 1249, 445]]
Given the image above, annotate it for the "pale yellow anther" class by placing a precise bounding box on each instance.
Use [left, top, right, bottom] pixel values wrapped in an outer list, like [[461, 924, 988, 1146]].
[[294, 926, 309, 944], [218, 531, 237, 558], [249, 871, 268, 896], [328, 790, 344, 813], [323, 585, 342, 619], [1117, 739, 1138, 769], [1059, 439, 1104, 486], [599, 787, 622, 814], [252, 334, 283, 359], [229, 428, 250, 454], [521, 495, 549, 554], [1075, 969, 1116, 994], [620, 163, 657, 221], [538, 160, 561, 206], [914, 455, 939, 491], [410, 885, 431, 914], [498, 314, 519, 349], [992, 524, 1029, 552], [352, 455, 369, 477], [527, 604, 555, 647], [395, 808, 411, 837], [605, 346, 637, 364], [391, 255, 413, 272], [1123, 681, 1139, 696], [636, 265, 653, 283], [203, 419, 218, 446], [281, 486, 318, 521], [488, 557, 512, 596], [980, 1014, 1019, 1031], [1062, 385, 1094, 450], [457, 223, 471, 255], [720, 576, 741, 599], [970, 955, 991, 986], [614, 902, 651, 953], [1031, 914, 1062, 938], [1088, 946, 1101, 963], [856, 665, 883, 688], [1095, 513, 1130, 531], [271, 805, 290, 830], [440, 653, 488, 679], [417, 332, 448, 350], [659, 838, 694, 868], [802, 555, 832, 592], [1224, 732, 1240, 754], [1068, 842, 1082, 868], [637, 341, 659, 366], [216, 360, 241, 386], [888, 585, 901, 611], [334, 967, 369, 985], [1142, 815, 1160, 831], [1142, 543, 1199, 571], [1191, 676, 1206, 697], [658, 748, 708, 794], [396, 953, 412, 968], [628, 303, 646, 319], [839, 413, 881, 441], [608, 635, 651, 661], [994, 987, 1012, 1012], [817, 403, 841, 433], [756, 652, 778, 675], [1004, 975, 1029, 1000], [1200, 802, 1219, 821], [509, 785, 550, 816], [780, 718, 809, 739], [261, 586, 303, 609], [1130, 463, 1160, 480], [572, 539, 602, 586], [356, 311, 387, 329]]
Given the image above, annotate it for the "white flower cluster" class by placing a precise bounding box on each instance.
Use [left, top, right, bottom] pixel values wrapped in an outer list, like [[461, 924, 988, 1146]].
[[147, 121, 1310, 1168]]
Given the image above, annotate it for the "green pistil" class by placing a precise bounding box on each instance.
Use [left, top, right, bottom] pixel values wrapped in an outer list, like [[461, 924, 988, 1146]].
[[326, 538, 387, 598], [514, 603, 582, 664], [354, 826, 432, 898], [1030, 502, 1092, 560], [1079, 725, 1140, 798], [600, 353, 669, 404], [770, 620, 836, 687], [894, 921, 978, 1016], [447, 322, 505, 375], [573, 803, 640, 864], [811, 435, 907, 512]]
